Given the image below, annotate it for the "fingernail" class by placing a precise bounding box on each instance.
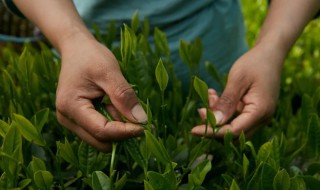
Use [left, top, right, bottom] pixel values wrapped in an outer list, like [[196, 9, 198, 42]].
[[131, 104, 147, 123], [213, 111, 224, 124]]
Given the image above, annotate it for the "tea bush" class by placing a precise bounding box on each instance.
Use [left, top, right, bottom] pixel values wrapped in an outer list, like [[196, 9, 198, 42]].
[[1, 0, 320, 189]]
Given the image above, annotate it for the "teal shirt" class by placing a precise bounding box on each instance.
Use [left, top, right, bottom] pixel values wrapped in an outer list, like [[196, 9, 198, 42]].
[[74, 0, 248, 91], [6, 0, 248, 91]]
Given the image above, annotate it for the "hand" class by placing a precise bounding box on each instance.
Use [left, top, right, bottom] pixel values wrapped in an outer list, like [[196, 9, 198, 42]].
[[192, 45, 283, 138], [55, 35, 147, 151]]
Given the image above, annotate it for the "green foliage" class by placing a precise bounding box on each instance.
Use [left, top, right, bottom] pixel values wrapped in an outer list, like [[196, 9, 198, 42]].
[[188, 160, 211, 189], [273, 169, 290, 190], [155, 58, 169, 92], [0, 1, 320, 189], [193, 76, 208, 107], [92, 171, 112, 190]]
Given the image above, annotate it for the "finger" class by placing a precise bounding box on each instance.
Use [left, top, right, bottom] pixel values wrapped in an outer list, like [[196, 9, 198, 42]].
[[236, 101, 244, 114], [191, 113, 261, 139], [208, 88, 219, 109], [191, 124, 214, 137], [197, 108, 207, 121], [57, 112, 112, 152], [213, 79, 248, 125], [214, 104, 267, 138], [197, 89, 219, 121], [106, 104, 122, 121], [58, 98, 144, 142], [97, 66, 147, 123]]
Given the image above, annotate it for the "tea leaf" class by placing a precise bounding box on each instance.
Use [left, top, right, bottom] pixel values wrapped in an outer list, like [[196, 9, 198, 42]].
[[193, 76, 208, 107], [222, 174, 234, 187], [188, 159, 211, 187], [189, 139, 210, 166], [123, 138, 147, 170], [290, 176, 306, 190], [56, 138, 78, 167], [190, 38, 202, 67], [179, 40, 191, 63], [239, 132, 246, 152], [142, 16, 150, 37], [245, 141, 257, 158], [147, 171, 175, 190], [224, 130, 234, 147], [205, 61, 224, 89], [34, 170, 53, 190], [93, 152, 110, 171], [1, 69, 17, 105], [92, 171, 112, 190], [271, 137, 281, 169], [256, 141, 272, 165], [138, 35, 151, 55], [179, 40, 191, 66], [163, 165, 177, 187], [2, 124, 21, 156], [206, 109, 216, 129], [115, 172, 128, 190], [0, 172, 10, 190], [273, 169, 290, 190], [155, 58, 169, 92], [18, 179, 32, 189], [154, 27, 170, 56], [144, 130, 171, 165], [243, 154, 249, 180], [259, 163, 277, 190], [106, 21, 117, 48], [144, 180, 154, 190], [229, 179, 240, 190], [31, 108, 49, 133], [247, 162, 263, 189], [0, 120, 10, 138], [29, 156, 47, 173], [121, 24, 137, 70], [2, 124, 22, 179], [78, 141, 98, 176], [13, 114, 46, 146], [131, 10, 140, 33]]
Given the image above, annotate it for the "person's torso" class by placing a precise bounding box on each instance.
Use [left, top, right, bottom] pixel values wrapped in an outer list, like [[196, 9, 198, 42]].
[[73, 0, 248, 91]]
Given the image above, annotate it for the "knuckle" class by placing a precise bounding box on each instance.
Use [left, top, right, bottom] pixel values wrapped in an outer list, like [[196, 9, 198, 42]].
[[93, 122, 118, 141], [217, 95, 237, 114], [93, 128, 108, 141], [113, 85, 136, 101], [55, 94, 69, 115], [220, 95, 234, 106]]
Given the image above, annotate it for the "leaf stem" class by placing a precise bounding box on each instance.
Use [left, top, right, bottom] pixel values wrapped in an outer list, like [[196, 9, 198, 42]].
[[110, 143, 117, 183]]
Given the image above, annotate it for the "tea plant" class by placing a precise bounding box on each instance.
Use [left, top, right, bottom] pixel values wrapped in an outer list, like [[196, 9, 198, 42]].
[[1, 1, 320, 189]]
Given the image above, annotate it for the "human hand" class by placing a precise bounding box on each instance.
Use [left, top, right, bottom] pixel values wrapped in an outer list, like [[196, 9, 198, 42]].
[[191, 45, 284, 138], [55, 35, 146, 151]]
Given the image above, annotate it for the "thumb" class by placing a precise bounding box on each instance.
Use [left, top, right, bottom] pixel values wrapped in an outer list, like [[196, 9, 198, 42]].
[[100, 70, 147, 123], [214, 82, 247, 125]]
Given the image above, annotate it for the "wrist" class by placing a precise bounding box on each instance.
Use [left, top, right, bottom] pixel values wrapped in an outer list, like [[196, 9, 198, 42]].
[[255, 31, 291, 59], [252, 39, 286, 73], [57, 26, 95, 55]]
